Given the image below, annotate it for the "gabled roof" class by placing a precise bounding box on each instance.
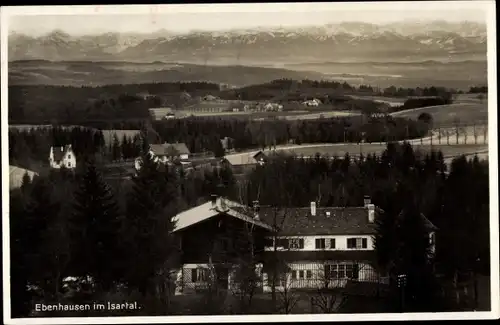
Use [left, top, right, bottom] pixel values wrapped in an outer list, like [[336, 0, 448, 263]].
[[51, 145, 73, 163], [224, 151, 266, 166], [255, 206, 381, 236], [150, 143, 191, 156], [172, 197, 273, 233]]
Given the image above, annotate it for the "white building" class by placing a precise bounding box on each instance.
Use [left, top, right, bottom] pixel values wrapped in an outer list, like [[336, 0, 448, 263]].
[[49, 145, 76, 170]]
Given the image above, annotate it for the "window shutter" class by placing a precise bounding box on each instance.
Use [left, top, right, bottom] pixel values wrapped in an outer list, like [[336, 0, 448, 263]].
[[330, 238, 336, 249], [353, 264, 360, 279], [299, 238, 304, 249], [324, 264, 331, 279], [362, 238, 368, 248], [283, 239, 290, 249], [315, 238, 320, 249], [347, 238, 353, 249], [191, 269, 197, 283], [292, 270, 297, 279]]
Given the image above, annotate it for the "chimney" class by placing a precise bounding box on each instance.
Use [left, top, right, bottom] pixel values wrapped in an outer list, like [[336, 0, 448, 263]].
[[363, 195, 371, 207], [310, 201, 317, 216], [253, 200, 260, 220], [367, 204, 375, 223], [210, 194, 217, 208]]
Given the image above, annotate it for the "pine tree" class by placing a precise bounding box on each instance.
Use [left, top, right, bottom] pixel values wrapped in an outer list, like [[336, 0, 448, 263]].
[[393, 189, 440, 312], [111, 133, 121, 161], [22, 177, 64, 299], [70, 159, 121, 292], [121, 135, 129, 160], [121, 149, 179, 297]]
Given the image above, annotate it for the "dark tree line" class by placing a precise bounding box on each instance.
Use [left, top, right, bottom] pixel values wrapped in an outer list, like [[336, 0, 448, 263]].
[[468, 86, 488, 93], [152, 116, 429, 154], [10, 147, 237, 317]]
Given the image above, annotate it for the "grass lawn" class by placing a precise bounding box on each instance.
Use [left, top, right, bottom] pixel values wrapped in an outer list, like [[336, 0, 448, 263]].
[[390, 102, 488, 126]]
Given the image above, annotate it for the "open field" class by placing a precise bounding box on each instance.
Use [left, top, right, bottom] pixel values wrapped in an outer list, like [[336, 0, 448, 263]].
[[347, 95, 406, 107], [151, 109, 361, 121], [390, 102, 488, 126]]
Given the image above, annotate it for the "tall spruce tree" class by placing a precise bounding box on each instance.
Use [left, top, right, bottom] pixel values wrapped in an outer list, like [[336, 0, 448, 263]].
[[111, 133, 121, 161], [22, 177, 63, 299], [121, 147, 179, 297], [70, 159, 121, 292], [393, 188, 440, 311]]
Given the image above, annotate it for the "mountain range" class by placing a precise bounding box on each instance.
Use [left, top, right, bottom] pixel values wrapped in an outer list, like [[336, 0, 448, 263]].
[[9, 20, 487, 64]]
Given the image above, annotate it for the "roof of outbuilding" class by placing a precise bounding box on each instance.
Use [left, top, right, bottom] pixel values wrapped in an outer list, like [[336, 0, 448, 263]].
[[150, 143, 191, 156]]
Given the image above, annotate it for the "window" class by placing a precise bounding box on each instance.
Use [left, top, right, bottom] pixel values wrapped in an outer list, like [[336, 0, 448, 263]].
[[289, 238, 304, 249], [191, 268, 209, 283], [298, 270, 304, 279], [67, 162, 71, 168], [347, 238, 368, 249], [330, 238, 336, 249], [277, 238, 289, 249], [264, 238, 274, 248], [338, 265, 345, 278], [324, 264, 359, 279], [306, 270, 312, 279], [292, 270, 297, 279], [315, 238, 326, 249]]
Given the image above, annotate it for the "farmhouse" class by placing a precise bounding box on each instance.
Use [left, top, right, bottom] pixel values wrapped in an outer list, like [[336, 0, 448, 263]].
[[135, 142, 191, 170], [170, 195, 437, 294], [49, 145, 76, 170]]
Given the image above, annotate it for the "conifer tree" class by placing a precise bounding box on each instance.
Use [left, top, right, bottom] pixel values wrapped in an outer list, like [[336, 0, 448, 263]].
[[121, 148, 179, 297], [111, 133, 121, 161], [70, 158, 121, 292]]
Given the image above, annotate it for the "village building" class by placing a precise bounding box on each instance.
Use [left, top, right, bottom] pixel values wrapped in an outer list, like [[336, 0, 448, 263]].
[[222, 150, 268, 175], [170, 195, 437, 295], [49, 145, 76, 170], [134, 142, 191, 170], [303, 98, 322, 107]]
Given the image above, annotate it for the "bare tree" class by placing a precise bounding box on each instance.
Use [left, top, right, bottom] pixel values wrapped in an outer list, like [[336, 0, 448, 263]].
[[276, 272, 301, 314]]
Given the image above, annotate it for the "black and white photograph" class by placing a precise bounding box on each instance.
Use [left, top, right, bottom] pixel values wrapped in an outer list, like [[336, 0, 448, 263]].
[[1, 2, 498, 323]]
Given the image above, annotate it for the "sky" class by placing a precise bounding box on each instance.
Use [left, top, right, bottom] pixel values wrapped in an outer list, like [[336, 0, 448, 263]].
[[5, 3, 488, 36]]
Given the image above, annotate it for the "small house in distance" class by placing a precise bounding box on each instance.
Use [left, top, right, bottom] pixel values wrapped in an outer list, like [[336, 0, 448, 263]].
[[135, 142, 191, 170], [49, 145, 76, 170]]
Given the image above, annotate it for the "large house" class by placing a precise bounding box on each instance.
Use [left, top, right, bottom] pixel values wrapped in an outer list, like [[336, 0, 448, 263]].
[[49, 145, 76, 170], [170, 195, 437, 295], [135, 142, 191, 170]]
